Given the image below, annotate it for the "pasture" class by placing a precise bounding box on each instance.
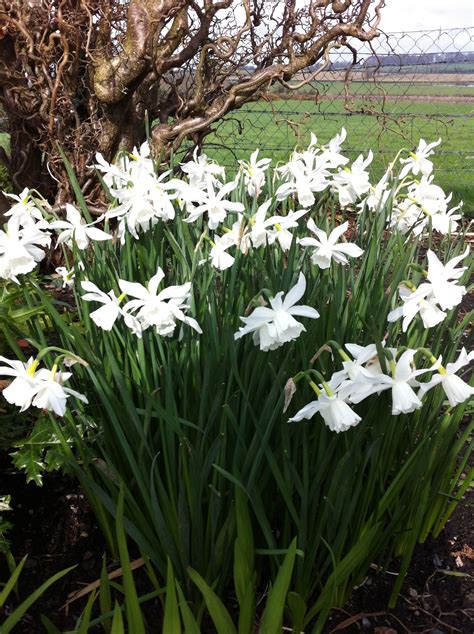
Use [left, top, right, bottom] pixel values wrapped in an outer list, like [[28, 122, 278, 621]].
[[206, 80, 474, 211]]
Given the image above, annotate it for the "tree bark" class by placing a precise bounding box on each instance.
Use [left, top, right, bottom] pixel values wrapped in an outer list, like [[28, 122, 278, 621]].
[[0, 0, 383, 205]]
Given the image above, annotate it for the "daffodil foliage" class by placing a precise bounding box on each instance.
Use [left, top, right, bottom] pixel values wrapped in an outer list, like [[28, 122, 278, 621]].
[[0, 133, 472, 631]]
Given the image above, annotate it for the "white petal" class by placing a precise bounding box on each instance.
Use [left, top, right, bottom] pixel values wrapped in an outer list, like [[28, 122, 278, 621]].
[[85, 227, 113, 242], [288, 401, 321, 422], [147, 268, 166, 295], [442, 374, 474, 407], [90, 304, 121, 330], [334, 243, 364, 258], [118, 279, 150, 301], [328, 221, 349, 245], [283, 273, 306, 309], [288, 305, 319, 319], [65, 204, 82, 226], [391, 382, 422, 415]]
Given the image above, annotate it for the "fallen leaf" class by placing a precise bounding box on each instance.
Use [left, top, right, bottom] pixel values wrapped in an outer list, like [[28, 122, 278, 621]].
[[455, 555, 464, 568]]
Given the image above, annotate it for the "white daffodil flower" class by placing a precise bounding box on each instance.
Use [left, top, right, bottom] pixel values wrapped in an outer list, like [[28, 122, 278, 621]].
[[418, 348, 474, 407], [358, 169, 391, 213], [234, 272, 319, 351], [32, 367, 88, 417], [299, 219, 363, 269], [0, 356, 40, 411], [320, 127, 349, 169], [224, 218, 252, 255], [4, 188, 44, 226], [249, 201, 306, 251], [181, 148, 225, 190], [409, 177, 450, 216], [94, 143, 164, 200], [399, 138, 441, 180], [93, 152, 131, 188], [106, 170, 182, 242], [55, 266, 76, 288], [390, 198, 425, 235], [209, 235, 235, 271], [275, 152, 331, 208], [126, 142, 155, 174], [351, 349, 437, 415], [344, 343, 384, 374], [399, 177, 461, 236], [120, 268, 202, 337], [185, 177, 245, 230], [81, 281, 123, 331], [330, 343, 382, 391], [388, 248, 468, 332], [248, 200, 277, 249], [0, 216, 51, 282], [238, 149, 271, 197], [429, 201, 462, 235], [331, 343, 393, 405], [331, 151, 373, 206], [425, 248, 469, 311], [388, 284, 446, 332], [266, 209, 308, 252], [289, 392, 361, 433], [51, 204, 112, 250]]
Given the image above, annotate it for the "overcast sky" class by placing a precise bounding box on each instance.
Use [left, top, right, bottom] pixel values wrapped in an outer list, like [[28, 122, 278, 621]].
[[380, 0, 473, 32]]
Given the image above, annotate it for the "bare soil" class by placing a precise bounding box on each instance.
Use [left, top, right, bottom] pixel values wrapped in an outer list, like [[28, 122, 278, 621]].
[[0, 451, 472, 633]]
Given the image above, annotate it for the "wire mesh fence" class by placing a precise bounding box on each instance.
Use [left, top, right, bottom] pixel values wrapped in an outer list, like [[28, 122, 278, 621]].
[[0, 26, 471, 205], [204, 26, 474, 205]]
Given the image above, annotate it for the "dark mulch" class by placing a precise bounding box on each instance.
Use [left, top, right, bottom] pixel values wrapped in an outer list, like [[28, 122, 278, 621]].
[[0, 459, 105, 632], [0, 453, 472, 633]]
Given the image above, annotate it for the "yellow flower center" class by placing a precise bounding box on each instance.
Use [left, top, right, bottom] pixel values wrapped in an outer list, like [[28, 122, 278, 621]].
[[26, 359, 40, 376]]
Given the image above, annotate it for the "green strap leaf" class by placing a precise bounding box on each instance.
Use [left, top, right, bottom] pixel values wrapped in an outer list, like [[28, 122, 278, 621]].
[[1, 565, 75, 633], [77, 589, 97, 634], [176, 581, 201, 634], [111, 602, 125, 634], [40, 615, 62, 634], [187, 567, 237, 634], [116, 488, 146, 634], [0, 555, 27, 607], [99, 555, 112, 633], [259, 538, 298, 634], [163, 558, 182, 634]]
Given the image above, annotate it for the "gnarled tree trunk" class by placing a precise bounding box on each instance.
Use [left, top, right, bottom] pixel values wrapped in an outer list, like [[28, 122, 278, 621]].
[[0, 0, 384, 205]]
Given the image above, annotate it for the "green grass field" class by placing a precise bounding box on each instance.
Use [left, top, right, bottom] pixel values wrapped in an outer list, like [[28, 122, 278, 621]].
[[205, 94, 474, 212], [292, 79, 474, 98]]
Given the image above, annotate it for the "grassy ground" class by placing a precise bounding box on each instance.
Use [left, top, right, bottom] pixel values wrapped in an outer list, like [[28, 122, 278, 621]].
[[205, 94, 474, 212], [292, 79, 474, 97]]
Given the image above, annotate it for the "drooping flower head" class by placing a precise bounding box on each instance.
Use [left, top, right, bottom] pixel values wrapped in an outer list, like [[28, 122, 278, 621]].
[[120, 268, 202, 337], [299, 219, 363, 269], [289, 392, 362, 433], [234, 273, 319, 351], [418, 348, 474, 407], [51, 204, 112, 250]]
